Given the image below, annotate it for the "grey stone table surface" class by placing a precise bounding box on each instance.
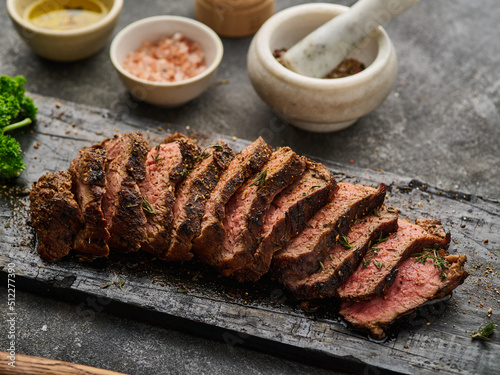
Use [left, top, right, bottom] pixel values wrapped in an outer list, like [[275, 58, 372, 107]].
[[1, 0, 499, 374]]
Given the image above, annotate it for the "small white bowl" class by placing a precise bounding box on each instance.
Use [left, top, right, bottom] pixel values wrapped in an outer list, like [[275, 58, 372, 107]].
[[247, 3, 398, 133], [6, 0, 123, 62], [110, 16, 224, 107]]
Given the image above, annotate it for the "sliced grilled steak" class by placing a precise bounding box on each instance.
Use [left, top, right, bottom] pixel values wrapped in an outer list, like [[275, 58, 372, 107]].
[[286, 206, 399, 300], [70, 145, 110, 257], [139, 135, 200, 256], [272, 183, 387, 286], [337, 218, 451, 301], [339, 251, 468, 338], [29, 171, 83, 261], [210, 147, 306, 276], [192, 137, 272, 262], [232, 160, 337, 282], [159, 142, 234, 262], [101, 132, 149, 252]]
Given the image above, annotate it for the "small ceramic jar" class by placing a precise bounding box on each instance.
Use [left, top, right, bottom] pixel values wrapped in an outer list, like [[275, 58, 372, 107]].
[[195, 0, 275, 38]]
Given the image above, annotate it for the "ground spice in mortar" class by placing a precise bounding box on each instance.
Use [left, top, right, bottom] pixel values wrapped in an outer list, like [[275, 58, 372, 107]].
[[273, 49, 365, 79]]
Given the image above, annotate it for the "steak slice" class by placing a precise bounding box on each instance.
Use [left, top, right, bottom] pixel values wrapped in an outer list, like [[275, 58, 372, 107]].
[[232, 160, 337, 282], [272, 183, 387, 286], [70, 145, 110, 257], [337, 217, 451, 301], [192, 137, 272, 262], [159, 142, 234, 262], [101, 132, 149, 252], [210, 147, 306, 276], [286, 206, 399, 300], [339, 251, 468, 339], [139, 135, 200, 256], [29, 171, 83, 261]]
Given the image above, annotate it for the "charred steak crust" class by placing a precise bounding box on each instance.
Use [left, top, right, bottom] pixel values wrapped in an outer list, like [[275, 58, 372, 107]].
[[101, 132, 149, 252], [232, 159, 338, 282], [337, 217, 451, 301], [70, 145, 110, 257], [29, 171, 83, 261], [159, 142, 235, 262], [211, 147, 307, 276], [162, 133, 201, 184], [339, 251, 468, 339], [287, 206, 399, 300], [192, 137, 273, 261], [271, 183, 388, 286], [139, 136, 201, 256]]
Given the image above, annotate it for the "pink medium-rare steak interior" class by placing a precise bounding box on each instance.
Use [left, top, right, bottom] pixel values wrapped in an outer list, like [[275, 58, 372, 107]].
[[286, 206, 399, 300], [339, 251, 468, 338], [233, 160, 337, 282], [192, 137, 272, 261], [337, 218, 451, 301], [212, 147, 306, 275], [272, 183, 387, 284]]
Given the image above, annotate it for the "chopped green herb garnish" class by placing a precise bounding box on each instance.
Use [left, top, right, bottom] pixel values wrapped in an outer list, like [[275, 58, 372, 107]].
[[250, 168, 267, 190], [373, 259, 385, 270], [374, 233, 388, 245], [412, 249, 449, 272], [152, 153, 161, 162], [471, 322, 497, 341], [177, 288, 187, 293], [319, 261, 325, 271], [373, 208, 381, 217], [362, 259, 370, 268], [339, 235, 352, 249], [142, 195, 156, 215]]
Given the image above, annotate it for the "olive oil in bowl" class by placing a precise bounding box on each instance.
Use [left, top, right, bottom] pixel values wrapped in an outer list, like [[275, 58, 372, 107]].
[[26, 0, 108, 31]]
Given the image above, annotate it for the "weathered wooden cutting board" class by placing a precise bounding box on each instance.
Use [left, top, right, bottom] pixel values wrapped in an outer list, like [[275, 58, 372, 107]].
[[1, 95, 499, 375]]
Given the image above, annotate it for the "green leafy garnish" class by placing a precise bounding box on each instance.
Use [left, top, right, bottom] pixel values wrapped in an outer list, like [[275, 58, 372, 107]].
[[471, 322, 497, 341], [141, 195, 156, 215], [250, 168, 267, 190], [0, 75, 37, 179], [339, 235, 352, 249], [412, 248, 449, 274], [372, 259, 385, 270]]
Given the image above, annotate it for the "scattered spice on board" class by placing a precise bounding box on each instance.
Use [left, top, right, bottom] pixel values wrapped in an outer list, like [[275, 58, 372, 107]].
[[273, 49, 365, 79], [123, 33, 207, 83]]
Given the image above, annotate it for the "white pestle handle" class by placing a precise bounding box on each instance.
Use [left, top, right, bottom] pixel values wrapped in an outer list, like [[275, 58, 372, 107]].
[[282, 0, 419, 78]]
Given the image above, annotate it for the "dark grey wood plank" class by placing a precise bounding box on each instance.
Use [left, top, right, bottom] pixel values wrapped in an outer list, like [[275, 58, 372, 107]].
[[1, 94, 498, 375]]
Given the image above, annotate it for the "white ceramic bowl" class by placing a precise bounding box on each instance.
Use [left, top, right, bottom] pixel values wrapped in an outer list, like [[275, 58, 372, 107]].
[[110, 15, 224, 107], [247, 3, 398, 133], [6, 0, 123, 62]]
